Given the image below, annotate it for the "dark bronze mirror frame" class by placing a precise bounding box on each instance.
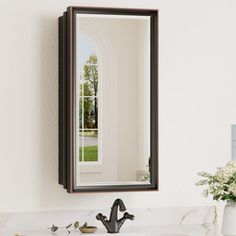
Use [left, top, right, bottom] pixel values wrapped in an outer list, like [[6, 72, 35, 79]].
[[58, 6, 158, 193]]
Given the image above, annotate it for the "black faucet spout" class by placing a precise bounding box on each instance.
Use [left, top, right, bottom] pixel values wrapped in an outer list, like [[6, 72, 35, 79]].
[[110, 199, 126, 221], [113, 199, 126, 212]]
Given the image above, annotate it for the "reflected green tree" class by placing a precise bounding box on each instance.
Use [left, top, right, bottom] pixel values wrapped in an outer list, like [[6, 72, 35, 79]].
[[79, 54, 98, 129], [83, 54, 98, 128]]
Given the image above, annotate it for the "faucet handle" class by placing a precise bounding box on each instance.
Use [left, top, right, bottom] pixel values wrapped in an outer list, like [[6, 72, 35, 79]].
[[96, 213, 107, 221], [124, 212, 135, 220]]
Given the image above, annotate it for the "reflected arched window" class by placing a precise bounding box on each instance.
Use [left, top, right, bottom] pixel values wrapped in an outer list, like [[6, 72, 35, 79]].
[[78, 33, 100, 164]]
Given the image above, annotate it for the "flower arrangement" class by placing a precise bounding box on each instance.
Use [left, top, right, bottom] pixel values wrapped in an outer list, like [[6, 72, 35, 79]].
[[196, 160, 236, 202]]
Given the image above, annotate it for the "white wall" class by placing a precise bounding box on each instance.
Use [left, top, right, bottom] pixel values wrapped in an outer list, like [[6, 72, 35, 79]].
[[138, 20, 150, 173], [0, 0, 236, 213]]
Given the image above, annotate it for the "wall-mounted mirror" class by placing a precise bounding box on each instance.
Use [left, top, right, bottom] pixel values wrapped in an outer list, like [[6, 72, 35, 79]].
[[59, 7, 158, 192]]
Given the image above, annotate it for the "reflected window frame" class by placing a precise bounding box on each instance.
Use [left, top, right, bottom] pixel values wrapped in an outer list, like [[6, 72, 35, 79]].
[[77, 39, 102, 165]]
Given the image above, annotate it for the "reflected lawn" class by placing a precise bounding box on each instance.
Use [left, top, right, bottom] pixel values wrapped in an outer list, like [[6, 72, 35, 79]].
[[79, 145, 98, 162]]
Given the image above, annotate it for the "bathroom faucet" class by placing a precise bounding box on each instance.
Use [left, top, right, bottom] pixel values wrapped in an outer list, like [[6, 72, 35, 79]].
[[96, 199, 135, 233]]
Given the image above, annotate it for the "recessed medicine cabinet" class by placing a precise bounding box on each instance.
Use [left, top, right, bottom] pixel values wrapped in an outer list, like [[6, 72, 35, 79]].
[[58, 6, 158, 193]]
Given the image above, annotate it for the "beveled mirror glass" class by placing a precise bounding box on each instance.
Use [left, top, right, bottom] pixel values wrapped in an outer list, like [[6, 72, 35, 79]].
[[59, 7, 158, 192]]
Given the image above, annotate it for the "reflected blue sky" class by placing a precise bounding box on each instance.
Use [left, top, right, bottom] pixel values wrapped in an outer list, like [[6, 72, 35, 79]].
[[79, 32, 97, 73]]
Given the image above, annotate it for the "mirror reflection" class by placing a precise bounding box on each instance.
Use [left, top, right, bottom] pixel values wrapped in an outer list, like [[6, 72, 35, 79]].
[[75, 14, 151, 186]]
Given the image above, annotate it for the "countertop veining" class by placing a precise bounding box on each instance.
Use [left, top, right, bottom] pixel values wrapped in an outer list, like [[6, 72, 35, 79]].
[[0, 206, 222, 236], [0, 224, 222, 236]]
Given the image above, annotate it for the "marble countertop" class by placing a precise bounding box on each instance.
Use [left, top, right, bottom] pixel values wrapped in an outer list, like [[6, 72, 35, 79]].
[[0, 206, 223, 236], [0, 224, 222, 236]]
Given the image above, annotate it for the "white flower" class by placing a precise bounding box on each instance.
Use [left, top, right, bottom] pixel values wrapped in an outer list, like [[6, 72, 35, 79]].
[[225, 161, 236, 176], [215, 167, 231, 183], [209, 182, 226, 195], [229, 183, 236, 195], [226, 160, 236, 171], [195, 179, 209, 186], [196, 161, 236, 202], [197, 171, 212, 178]]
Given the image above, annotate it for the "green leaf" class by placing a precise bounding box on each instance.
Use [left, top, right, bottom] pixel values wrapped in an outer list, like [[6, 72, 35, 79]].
[[233, 172, 236, 180], [213, 195, 220, 201]]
